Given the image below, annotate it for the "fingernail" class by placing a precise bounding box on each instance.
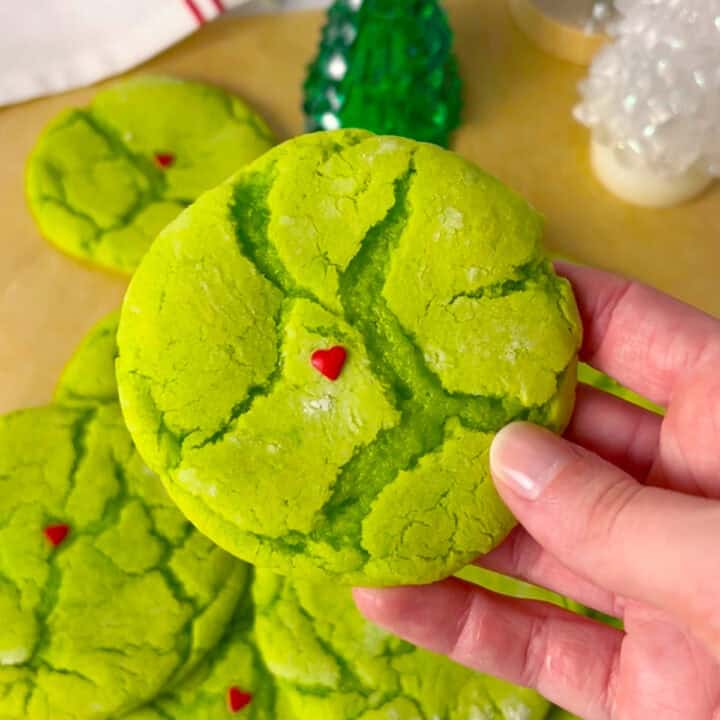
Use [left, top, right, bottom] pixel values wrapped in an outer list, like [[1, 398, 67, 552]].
[[490, 422, 566, 500]]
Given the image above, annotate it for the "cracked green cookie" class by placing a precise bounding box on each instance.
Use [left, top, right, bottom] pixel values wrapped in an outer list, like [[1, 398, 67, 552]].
[[54, 314, 285, 719], [55, 312, 120, 407], [578, 363, 662, 414], [124, 573, 292, 720], [253, 569, 552, 720], [0, 404, 247, 719], [457, 565, 585, 614], [117, 129, 582, 586], [547, 709, 582, 720], [26, 75, 275, 274]]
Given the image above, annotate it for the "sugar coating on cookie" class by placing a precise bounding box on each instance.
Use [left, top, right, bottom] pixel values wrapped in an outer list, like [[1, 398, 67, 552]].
[[26, 76, 275, 273], [124, 577, 289, 720], [0, 404, 246, 719], [252, 569, 552, 720], [117, 129, 582, 586]]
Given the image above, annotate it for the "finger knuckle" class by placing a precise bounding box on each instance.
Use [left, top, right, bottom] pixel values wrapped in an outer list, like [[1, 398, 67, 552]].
[[449, 588, 485, 661], [520, 616, 549, 688], [586, 278, 636, 362], [599, 642, 622, 718], [585, 476, 645, 549], [551, 450, 594, 490], [510, 528, 542, 580]]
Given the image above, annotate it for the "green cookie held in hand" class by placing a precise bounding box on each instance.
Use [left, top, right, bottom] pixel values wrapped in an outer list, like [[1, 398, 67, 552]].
[[0, 404, 247, 719], [26, 76, 275, 274], [117, 129, 582, 586], [125, 573, 293, 720], [253, 569, 552, 720]]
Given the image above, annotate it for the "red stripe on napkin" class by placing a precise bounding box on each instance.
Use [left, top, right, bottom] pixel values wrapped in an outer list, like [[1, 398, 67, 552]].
[[184, 0, 205, 24]]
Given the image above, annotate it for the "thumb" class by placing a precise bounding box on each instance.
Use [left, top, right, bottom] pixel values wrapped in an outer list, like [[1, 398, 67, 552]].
[[490, 422, 720, 654]]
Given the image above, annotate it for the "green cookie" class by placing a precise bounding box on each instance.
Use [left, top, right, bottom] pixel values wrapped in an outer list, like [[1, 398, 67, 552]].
[[54, 313, 286, 719], [546, 709, 582, 720], [253, 569, 552, 720], [55, 312, 120, 407], [586, 608, 623, 630], [457, 565, 585, 614], [117, 129, 582, 586], [0, 404, 246, 719], [123, 574, 292, 720], [26, 75, 275, 274], [578, 363, 662, 414]]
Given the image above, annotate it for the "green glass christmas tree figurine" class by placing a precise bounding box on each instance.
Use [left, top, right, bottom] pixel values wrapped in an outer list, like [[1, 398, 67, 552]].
[[303, 0, 462, 148]]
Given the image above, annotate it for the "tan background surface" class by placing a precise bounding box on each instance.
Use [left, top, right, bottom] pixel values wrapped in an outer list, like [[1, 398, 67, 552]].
[[1, 0, 718, 414]]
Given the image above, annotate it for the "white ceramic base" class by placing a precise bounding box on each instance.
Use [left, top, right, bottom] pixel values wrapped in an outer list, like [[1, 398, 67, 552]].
[[509, 0, 608, 65], [591, 139, 713, 208]]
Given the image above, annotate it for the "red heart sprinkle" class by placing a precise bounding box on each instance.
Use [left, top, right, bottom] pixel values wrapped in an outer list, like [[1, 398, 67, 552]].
[[227, 687, 252, 713], [44, 524, 70, 547], [154, 152, 175, 168], [311, 346, 347, 381]]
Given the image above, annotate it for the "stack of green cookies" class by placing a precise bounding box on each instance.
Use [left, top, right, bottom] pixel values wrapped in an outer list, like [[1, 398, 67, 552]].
[[1, 310, 579, 719], [0, 312, 282, 719], [9, 81, 648, 717]]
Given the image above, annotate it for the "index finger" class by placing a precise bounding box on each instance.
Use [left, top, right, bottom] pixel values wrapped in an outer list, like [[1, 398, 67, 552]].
[[555, 262, 720, 406], [354, 580, 622, 720]]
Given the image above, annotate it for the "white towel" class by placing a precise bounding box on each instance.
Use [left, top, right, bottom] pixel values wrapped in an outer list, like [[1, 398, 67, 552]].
[[0, 0, 251, 107]]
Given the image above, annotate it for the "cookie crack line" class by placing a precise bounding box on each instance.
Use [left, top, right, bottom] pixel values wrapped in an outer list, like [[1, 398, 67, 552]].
[[61, 408, 96, 508], [292, 595, 377, 697], [77, 111, 176, 236], [263, 582, 434, 720], [446, 256, 549, 305], [101, 456, 241, 685], [183, 297, 295, 453], [7, 408, 228, 713], [26, 408, 96, 674], [220, 90, 275, 146], [37, 110, 172, 257], [80, 110, 165, 195]]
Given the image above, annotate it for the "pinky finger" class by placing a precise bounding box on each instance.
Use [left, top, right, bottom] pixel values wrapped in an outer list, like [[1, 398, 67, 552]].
[[354, 579, 622, 720]]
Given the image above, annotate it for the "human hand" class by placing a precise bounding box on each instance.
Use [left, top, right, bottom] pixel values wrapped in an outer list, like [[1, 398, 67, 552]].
[[354, 263, 720, 720]]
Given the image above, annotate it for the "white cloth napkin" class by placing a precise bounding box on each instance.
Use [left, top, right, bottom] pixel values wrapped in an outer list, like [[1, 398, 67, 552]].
[[0, 0, 252, 107], [232, 0, 329, 13]]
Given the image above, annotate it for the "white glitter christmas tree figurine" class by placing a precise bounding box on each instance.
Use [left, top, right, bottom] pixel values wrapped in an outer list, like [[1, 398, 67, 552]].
[[575, 0, 720, 207]]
